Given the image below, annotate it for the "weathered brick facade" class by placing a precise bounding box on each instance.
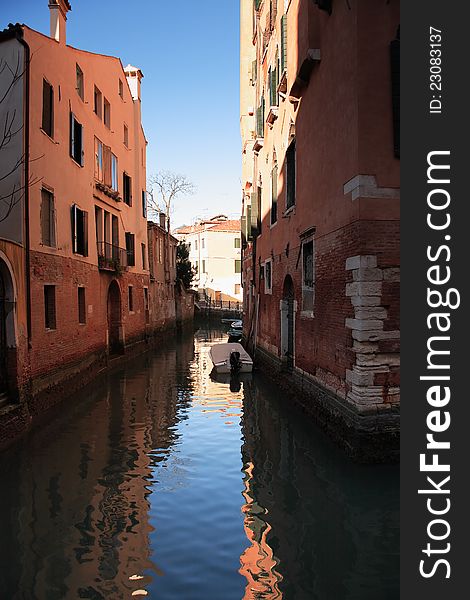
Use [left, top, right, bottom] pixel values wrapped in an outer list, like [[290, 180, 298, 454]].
[[240, 0, 400, 459]]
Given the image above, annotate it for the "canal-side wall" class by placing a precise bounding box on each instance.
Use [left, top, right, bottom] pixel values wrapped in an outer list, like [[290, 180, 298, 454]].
[[0, 321, 183, 452], [252, 344, 399, 463]]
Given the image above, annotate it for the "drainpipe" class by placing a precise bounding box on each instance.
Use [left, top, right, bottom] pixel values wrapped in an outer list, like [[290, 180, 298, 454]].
[[17, 31, 32, 347]]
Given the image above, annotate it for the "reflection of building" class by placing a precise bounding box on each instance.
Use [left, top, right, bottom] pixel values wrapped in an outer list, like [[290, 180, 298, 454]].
[[240, 0, 400, 456], [0, 338, 188, 598], [174, 215, 242, 302]]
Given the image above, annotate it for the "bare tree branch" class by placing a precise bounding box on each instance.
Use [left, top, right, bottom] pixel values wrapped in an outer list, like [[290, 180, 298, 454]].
[[147, 170, 195, 230]]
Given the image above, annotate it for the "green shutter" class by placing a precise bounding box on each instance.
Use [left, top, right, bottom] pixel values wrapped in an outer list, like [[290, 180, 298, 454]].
[[252, 59, 257, 85], [255, 0, 262, 10], [270, 68, 278, 106], [247, 205, 252, 241], [250, 190, 258, 238], [281, 15, 288, 72]]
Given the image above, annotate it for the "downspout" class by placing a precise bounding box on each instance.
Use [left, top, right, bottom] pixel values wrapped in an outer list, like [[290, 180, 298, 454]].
[[17, 31, 32, 347]]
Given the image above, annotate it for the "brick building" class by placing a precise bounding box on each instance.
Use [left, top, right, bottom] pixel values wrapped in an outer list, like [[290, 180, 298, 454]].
[[240, 0, 400, 458], [0, 1, 150, 428], [147, 215, 178, 330]]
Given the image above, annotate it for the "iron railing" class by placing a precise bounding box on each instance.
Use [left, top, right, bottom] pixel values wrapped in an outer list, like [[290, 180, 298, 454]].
[[97, 241, 128, 272]]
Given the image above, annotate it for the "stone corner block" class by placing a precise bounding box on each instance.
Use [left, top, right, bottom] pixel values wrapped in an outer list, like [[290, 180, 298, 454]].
[[345, 255, 378, 271]]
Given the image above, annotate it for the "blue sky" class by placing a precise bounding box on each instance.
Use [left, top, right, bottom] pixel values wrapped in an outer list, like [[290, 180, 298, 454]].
[[2, 0, 241, 228]]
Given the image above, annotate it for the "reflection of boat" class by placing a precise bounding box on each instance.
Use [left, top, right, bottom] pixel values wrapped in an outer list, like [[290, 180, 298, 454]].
[[231, 320, 242, 329], [209, 343, 253, 374]]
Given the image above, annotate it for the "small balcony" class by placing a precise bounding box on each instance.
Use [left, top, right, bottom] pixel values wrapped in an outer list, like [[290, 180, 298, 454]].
[[97, 241, 128, 273]]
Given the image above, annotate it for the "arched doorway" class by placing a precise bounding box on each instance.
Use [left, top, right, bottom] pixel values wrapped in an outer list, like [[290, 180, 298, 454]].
[[0, 257, 16, 395], [107, 280, 122, 354], [280, 275, 296, 370]]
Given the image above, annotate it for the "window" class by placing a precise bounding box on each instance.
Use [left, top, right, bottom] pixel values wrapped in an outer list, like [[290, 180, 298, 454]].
[[271, 163, 278, 224], [111, 154, 118, 191], [264, 259, 272, 294], [70, 113, 83, 165], [234, 237, 241, 248], [142, 190, 147, 218], [235, 259, 242, 274], [235, 283, 241, 295], [158, 238, 163, 263], [78, 287, 86, 324], [41, 188, 56, 247], [124, 124, 129, 147], [141, 243, 147, 269], [94, 137, 103, 181], [201, 238, 205, 249], [302, 238, 315, 314], [76, 64, 84, 100], [119, 78, 124, 98], [42, 79, 54, 137], [95, 206, 103, 244], [123, 173, 132, 205], [128, 286, 134, 312], [44, 285, 56, 330], [71, 204, 88, 256], [104, 98, 111, 128], [202, 260, 206, 273], [125, 232, 135, 266], [195, 239, 198, 251], [94, 86, 102, 118], [144, 288, 149, 323], [286, 139, 296, 209]]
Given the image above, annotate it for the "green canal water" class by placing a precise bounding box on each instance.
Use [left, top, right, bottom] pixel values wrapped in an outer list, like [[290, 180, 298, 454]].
[[0, 326, 399, 599]]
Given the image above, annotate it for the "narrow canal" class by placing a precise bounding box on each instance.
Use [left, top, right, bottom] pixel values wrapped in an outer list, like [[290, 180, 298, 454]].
[[0, 325, 399, 599]]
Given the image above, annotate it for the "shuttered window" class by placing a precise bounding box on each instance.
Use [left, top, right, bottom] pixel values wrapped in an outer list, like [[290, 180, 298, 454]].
[[286, 139, 296, 209], [42, 79, 54, 137], [281, 15, 288, 72], [41, 188, 56, 247], [125, 232, 135, 266], [142, 190, 147, 218], [104, 98, 111, 128], [103, 144, 112, 187], [76, 64, 84, 100], [271, 164, 278, 224], [71, 204, 88, 256], [94, 86, 102, 118], [111, 154, 118, 191], [94, 137, 103, 181], [70, 113, 83, 165], [250, 189, 258, 238], [123, 173, 132, 205], [235, 260, 242, 274]]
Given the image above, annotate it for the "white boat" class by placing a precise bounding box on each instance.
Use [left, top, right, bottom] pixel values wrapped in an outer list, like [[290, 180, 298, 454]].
[[209, 343, 253, 374]]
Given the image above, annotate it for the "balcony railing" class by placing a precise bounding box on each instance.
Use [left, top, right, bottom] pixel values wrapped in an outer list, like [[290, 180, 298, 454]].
[[97, 241, 128, 273]]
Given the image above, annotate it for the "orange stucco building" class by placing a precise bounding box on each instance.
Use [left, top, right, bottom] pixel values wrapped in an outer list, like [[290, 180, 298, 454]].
[[0, 0, 152, 442], [240, 0, 400, 459]]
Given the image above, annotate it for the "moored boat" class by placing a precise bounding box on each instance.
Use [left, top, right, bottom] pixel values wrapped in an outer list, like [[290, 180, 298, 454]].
[[209, 342, 253, 374]]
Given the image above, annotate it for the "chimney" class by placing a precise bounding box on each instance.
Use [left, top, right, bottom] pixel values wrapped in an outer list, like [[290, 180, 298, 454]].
[[159, 213, 166, 229], [124, 64, 144, 101], [49, 0, 71, 44]]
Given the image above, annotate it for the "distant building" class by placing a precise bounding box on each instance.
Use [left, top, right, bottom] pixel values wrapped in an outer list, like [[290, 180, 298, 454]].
[[240, 0, 400, 457], [174, 215, 242, 303], [0, 1, 150, 418]]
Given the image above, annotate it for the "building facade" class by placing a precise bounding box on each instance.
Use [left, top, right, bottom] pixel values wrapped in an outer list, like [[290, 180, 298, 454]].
[[175, 215, 242, 304], [0, 1, 150, 425], [147, 216, 178, 330], [240, 0, 400, 458]]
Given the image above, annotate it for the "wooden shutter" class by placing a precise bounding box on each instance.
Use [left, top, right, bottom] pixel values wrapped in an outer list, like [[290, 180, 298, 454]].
[[82, 210, 88, 256], [70, 112, 75, 158], [71, 204, 77, 253], [250, 190, 258, 238], [103, 145, 112, 187], [42, 80, 53, 137], [281, 15, 287, 72], [241, 215, 247, 247]]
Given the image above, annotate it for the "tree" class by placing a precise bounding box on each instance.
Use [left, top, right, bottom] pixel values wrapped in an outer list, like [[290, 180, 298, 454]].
[[147, 170, 195, 231], [176, 242, 196, 289]]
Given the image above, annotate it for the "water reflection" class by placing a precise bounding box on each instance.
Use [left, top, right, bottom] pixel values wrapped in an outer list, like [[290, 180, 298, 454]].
[[0, 326, 398, 599]]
